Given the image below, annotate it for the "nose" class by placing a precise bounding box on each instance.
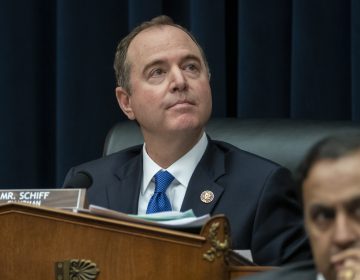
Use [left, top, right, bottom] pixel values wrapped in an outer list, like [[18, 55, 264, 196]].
[[169, 67, 187, 93], [332, 212, 356, 249]]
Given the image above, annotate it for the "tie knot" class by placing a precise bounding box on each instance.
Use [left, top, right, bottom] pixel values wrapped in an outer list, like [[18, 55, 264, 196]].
[[154, 170, 174, 193]]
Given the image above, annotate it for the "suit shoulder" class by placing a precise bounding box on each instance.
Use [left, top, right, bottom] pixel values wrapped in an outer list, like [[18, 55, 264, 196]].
[[210, 139, 282, 169], [69, 145, 142, 172]]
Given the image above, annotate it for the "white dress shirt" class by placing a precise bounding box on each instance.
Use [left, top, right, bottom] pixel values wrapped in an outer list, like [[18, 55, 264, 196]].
[[137, 132, 208, 214]]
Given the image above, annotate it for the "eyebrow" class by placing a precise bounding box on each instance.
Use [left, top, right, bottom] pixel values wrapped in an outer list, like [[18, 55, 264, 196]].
[[180, 54, 202, 64], [142, 59, 166, 76], [309, 195, 360, 214], [309, 204, 334, 216], [142, 54, 202, 76], [345, 196, 360, 211]]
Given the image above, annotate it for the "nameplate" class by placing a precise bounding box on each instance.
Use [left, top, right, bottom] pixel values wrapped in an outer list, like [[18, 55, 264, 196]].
[[0, 189, 87, 209]]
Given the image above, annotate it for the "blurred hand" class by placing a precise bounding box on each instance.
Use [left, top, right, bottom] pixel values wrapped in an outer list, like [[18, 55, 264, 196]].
[[332, 248, 360, 280]]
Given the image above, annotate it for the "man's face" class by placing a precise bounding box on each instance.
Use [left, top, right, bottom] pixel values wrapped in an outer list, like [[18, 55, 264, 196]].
[[116, 25, 212, 140], [303, 152, 360, 280]]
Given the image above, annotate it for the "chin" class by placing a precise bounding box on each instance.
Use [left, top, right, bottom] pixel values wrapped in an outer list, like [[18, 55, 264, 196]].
[[317, 262, 335, 280], [323, 270, 336, 280], [172, 123, 200, 132], [172, 115, 205, 131]]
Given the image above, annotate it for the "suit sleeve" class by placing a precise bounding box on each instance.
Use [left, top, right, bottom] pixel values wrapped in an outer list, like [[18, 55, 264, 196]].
[[251, 166, 312, 265]]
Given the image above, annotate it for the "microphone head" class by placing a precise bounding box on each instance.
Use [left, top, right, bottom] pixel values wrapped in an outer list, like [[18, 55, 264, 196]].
[[64, 171, 93, 189]]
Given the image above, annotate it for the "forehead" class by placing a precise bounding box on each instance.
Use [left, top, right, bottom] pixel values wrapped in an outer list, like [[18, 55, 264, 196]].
[[127, 25, 202, 65], [303, 152, 360, 206]]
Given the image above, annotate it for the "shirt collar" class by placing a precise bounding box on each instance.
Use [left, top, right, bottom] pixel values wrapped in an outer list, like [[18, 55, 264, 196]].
[[141, 132, 208, 194]]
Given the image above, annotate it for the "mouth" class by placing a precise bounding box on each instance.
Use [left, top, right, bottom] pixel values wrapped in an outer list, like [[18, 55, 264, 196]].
[[168, 100, 195, 109]]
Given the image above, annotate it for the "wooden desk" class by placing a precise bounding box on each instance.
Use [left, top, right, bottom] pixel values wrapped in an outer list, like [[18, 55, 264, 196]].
[[0, 203, 273, 280]]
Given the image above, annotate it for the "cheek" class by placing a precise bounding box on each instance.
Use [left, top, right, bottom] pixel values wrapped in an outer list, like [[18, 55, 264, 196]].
[[356, 224, 360, 236], [128, 95, 152, 118], [310, 237, 329, 269], [310, 234, 328, 254], [306, 225, 331, 266], [131, 87, 160, 106], [196, 83, 212, 105]]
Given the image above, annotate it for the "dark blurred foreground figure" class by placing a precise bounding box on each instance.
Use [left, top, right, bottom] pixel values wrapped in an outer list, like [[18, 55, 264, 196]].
[[242, 133, 360, 279], [63, 15, 310, 265]]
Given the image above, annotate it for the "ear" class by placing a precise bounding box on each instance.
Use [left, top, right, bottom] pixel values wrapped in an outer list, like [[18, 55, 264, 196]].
[[115, 87, 135, 120]]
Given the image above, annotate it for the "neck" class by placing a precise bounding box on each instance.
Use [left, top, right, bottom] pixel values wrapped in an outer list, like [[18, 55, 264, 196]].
[[143, 129, 204, 168]]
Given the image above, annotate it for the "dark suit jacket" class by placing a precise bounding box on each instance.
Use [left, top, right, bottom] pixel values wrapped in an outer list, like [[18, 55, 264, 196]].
[[63, 138, 311, 266], [240, 261, 317, 280]]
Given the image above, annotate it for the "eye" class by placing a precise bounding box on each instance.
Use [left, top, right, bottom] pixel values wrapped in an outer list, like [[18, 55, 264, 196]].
[[185, 63, 197, 71], [183, 63, 199, 72], [347, 199, 360, 221], [354, 206, 360, 219], [149, 68, 166, 78], [310, 207, 335, 228]]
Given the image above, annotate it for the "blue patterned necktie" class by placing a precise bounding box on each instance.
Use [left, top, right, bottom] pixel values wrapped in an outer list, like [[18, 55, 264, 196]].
[[146, 170, 174, 214]]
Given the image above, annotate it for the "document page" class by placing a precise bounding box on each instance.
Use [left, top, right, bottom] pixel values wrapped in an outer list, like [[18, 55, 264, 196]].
[[78, 205, 211, 229]]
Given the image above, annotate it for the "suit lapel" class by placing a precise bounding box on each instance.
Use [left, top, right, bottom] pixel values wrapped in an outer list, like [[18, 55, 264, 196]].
[[107, 154, 143, 214], [181, 141, 225, 216], [105, 140, 226, 216]]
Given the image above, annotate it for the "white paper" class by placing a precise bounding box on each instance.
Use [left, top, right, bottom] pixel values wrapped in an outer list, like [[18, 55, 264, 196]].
[[129, 209, 196, 221], [84, 204, 210, 229], [233, 250, 253, 262]]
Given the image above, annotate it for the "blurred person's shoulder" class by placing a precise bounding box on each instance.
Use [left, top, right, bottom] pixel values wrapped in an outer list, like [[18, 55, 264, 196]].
[[239, 261, 316, 280]]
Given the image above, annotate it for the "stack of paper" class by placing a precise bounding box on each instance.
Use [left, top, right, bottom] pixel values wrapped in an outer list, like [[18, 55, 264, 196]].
[[80, 205, 210, 229]]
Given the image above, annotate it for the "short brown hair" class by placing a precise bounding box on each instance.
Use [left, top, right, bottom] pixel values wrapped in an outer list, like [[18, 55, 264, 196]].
[[113, 15, 210, 92]]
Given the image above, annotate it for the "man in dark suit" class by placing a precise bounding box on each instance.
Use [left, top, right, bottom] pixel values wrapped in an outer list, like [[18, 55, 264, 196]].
[[241, 134, 360, 279], [63, 15, 310, 266]]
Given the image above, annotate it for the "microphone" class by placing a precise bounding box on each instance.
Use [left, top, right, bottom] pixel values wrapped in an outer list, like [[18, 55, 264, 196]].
[[64, 171, 93, 189]]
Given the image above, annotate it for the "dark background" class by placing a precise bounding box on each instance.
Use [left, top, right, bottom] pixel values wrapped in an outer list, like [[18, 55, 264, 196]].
[[1, 0, 359, 188]]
